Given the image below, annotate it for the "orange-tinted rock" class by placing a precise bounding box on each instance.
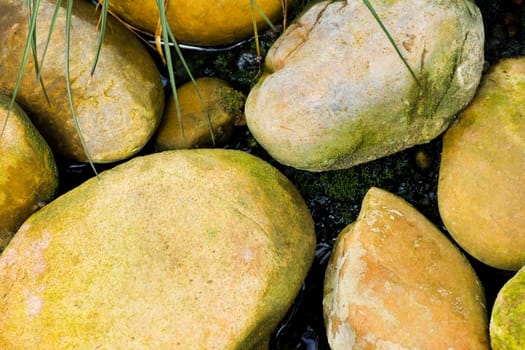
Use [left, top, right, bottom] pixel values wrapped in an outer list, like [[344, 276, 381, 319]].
[[324, 187, 489, 349]]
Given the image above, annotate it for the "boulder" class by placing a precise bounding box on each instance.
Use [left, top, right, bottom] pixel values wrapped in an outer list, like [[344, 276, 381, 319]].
[[0, 95, 58, 251], [490, 266, 525, 349], [155, 77, 245, 150], [0, 0, 164, 163], [0, 149, 316, 349], [438, 57, 525, 271], [323, 187, 489, 349], [105, 0, 289, 46], [245, 0, 484, 171]]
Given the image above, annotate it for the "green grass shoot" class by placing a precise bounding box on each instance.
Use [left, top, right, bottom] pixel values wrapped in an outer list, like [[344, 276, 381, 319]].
[[66, 0, 98, 176], [154, 0, 215, 146], [91, 0, 109, 79], [1, 0, 42, 143], [362, 0, 421, 86]]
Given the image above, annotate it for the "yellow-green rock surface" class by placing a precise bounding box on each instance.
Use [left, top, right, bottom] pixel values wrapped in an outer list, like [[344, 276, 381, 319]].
[[245, 0, 484, 171], [323, 187, 489, 349], [438, 57, 525, 271], [0, 0, 164, 163], [0, 149, 316, 349], [155, 77, 245, 150], [105, 0, 290, 46], [490, 266, 525, 349], [0, 95, 58, 251]]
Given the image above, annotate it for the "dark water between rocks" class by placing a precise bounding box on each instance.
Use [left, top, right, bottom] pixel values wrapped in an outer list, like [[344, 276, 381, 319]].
[[60, 0, 524, 348]]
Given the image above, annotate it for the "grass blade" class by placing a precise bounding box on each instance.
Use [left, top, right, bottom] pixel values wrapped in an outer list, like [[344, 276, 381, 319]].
[[155, 0, 184, 140], [91, 0, 109, 79], [36, 0, 61, 89], [251, 0, 277, 31], [155, 0, 215, 146], [27, 0, 51, 105], [65, 0, 98, 176], [169, 35, 216, 146], [362, 0, 421, 86], [249, 0, 264, 78], [1, 0, 41, 142]]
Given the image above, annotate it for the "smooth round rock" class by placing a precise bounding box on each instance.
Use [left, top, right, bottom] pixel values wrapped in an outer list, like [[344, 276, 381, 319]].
[[106, 0, 289, 46], [0, 0, 164, 163], [438, 57, 525, 271], [0, 149, 316, 349], [245, 0, 484, 171], [0, 95, 58, 251], [155, 77, 245, 150], [323, 187, 489, 349]]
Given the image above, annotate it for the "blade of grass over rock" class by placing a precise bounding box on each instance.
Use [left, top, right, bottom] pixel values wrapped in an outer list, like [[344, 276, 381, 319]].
[[1, 0, 41, 142], [155, 0, 184, 140], [281, 0, 288, 29], [249, 0, 281, 79], [155, 0, 215, 145], [36, 0, 61, 85], [28, 0, 51, 105], [250, 0, 264, 77], [90, 0, 109, 79], [363, 0, 421, 86], [251, 0, 277, 31], [65, 0, 98, 176], [169, 36, 216, 145]]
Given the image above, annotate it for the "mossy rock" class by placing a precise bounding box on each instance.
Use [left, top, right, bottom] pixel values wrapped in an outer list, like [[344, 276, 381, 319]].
[[245, 0, 484, 171], [490, 266, 525, 349], [155, 77, 245, 150], [0, 95, 58, 251], [0, 149, 316, 349], [106, 0, 290, 46], [323, 187, 489, 349], [0, 0, 164, 163], [438, 57, 525, 271]]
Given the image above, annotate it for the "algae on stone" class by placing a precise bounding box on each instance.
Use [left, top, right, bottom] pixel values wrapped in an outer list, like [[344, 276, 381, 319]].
[[490, 266, 525, 349]]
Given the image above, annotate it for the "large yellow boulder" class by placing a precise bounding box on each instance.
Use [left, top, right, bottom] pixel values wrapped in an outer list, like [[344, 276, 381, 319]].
[[323, 187, 489, 349], [438, 57, 525, 271], [0, 149, 316, 349], [106, 0, 289, 46], [0, 95, 58, 251], [0, 0, 164, 163]]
